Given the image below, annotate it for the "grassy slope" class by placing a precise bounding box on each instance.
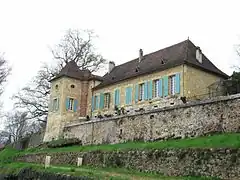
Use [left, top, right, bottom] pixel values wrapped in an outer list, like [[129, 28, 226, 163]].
[[1, 133, 239, 180], [0, 162, 220, 180], [24, 133, 240, 154]]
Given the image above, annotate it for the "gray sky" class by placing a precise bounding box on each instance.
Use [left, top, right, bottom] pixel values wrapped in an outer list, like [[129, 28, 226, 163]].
[[0, 0, 240, 111]]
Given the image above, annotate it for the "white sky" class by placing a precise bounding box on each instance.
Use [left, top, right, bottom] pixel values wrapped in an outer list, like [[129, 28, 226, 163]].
[[0, 0, 240, 112]]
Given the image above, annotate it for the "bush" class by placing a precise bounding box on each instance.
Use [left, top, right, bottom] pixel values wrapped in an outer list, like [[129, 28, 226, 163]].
[[46, 138, 82, 148]]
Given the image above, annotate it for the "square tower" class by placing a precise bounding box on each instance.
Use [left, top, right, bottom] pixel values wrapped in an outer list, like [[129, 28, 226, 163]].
[[43, 61, 102, 142]]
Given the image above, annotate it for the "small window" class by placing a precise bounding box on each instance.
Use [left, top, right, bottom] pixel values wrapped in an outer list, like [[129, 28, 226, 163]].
[[139, 83, 144, 101], [70, 84, 75, 88], [153, 79, 159, 98], [52, 98, 59, 111], [104, 93, 110, 109], [55, 85, 59, 89], [169, 75, 176, 95], [68, 98, 74, 110]]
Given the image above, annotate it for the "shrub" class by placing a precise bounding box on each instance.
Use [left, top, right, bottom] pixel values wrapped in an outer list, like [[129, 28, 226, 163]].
[[46, 138, 82, 148]]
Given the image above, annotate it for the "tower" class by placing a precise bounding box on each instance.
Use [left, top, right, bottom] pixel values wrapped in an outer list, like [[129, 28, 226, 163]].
[[43, 61, 102, 142]]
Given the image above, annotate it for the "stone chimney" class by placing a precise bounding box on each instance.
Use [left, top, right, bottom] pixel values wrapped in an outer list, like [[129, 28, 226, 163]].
[[139, 49, 143, 62], [108, 61, 115, 73], [196, 46, 202, 63]]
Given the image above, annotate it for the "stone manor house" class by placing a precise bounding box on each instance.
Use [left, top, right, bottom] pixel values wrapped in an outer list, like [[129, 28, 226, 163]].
[[43, 39, 228, 142]]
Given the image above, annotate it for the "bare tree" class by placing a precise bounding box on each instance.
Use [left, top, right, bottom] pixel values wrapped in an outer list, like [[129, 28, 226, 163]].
[[3, 111, 40, 142], [12, 29, 106, 123], [0, 53, 11, 96], [52, 29, 106, 72]]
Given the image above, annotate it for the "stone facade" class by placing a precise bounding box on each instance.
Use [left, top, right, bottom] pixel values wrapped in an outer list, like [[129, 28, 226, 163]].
[[44, 76, 102, 142], [91, 65, 224, 117], [17, 148, 240, 179], [64, 94, 240, 145]]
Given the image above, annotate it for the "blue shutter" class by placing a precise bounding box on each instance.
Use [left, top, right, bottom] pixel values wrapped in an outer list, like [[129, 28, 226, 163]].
[[65, 97, 70, 110], [175, 73, 180, 94], [117, 89, 120, 105], [91, 96, 95, 111], [148, 80, 153, 99], [144, 81, 148, 100], [114, 89, 117, 105], [163, 76, 168, 97], [73, 99, 78, 112], [100, 93, 104, 109], [114, 89, 120, 106], [129, 87, 132, 104], [125, 87, 129, 104], [159, 79, 163, 97], [96, 96, 99, 109], [135, 84, 139, 103]]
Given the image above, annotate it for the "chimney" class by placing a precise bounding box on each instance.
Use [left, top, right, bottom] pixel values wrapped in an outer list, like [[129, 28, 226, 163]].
[[108, 61, 115, 73], [196, 46, 202, 63], [139, 49, 143, 62]]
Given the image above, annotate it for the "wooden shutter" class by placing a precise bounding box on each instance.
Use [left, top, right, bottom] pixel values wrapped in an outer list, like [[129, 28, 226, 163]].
[[125, 87, 129, 104], [100, 93, 104, 109], [73, 99, 78, 112], [175, 73, 180, 94], [114, 89, 120, 106], [129, 87, 132, 104], [135, 84, 139, 103], [148, 80, 153, 99], [163, 76, 168, 97], [158, 79, 163, 97], [144, 81, 148, 100], [65, 97, 70, 110]]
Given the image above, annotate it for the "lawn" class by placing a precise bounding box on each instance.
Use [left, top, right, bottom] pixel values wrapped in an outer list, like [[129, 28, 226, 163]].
[[23, 133, 240, 155], [0, 133, 238, 179], [0, 162, 220, 180]]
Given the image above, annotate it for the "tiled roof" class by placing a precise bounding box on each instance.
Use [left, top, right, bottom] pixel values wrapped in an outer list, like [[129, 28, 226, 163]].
[[50, 61, 103, 82], [94, 39, 228, 89]]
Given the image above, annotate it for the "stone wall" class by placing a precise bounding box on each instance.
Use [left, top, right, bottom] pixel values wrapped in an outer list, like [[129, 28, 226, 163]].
[[64, 94, 240, 145], [0, 168, 92, 180], [17, 148, 240, 179]]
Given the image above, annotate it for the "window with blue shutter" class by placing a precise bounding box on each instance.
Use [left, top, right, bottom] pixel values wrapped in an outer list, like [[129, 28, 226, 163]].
[[159, 79, 163, 97], [163, 76, 168, 97], [144, 81, 148, 100], [73, 99, 78, 112], [175, 73, 180, 94], [99, 93, 104, 109], [148, 80, 153, 99], [135, 84, 138, 103]]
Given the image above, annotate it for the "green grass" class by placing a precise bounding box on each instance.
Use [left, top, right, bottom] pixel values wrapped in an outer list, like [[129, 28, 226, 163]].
[[23, 133, 240, 155], [0, 133, 238, 179], [0, 162, 220, 180]]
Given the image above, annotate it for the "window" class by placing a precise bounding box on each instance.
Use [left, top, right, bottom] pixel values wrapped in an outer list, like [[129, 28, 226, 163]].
[[139, 83, 144, 101], [153, 79, 159, 98], [169, 75, 176, 95], [70, 84, 75, 88], [68, 98, 74, 110], [104, 93, 110, 109], [52, 98, 58, 111]]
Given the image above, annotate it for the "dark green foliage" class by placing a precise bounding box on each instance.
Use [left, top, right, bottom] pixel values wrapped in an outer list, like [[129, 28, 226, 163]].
[[46, 138, 82, 148]]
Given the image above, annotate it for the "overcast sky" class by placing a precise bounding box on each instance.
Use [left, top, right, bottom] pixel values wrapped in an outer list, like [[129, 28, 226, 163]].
[[0, 0, 240, 111]]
